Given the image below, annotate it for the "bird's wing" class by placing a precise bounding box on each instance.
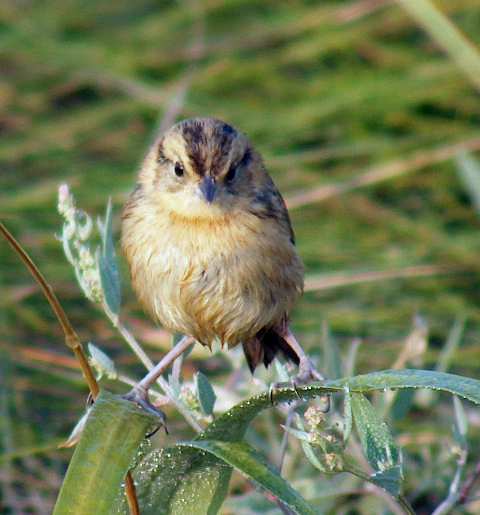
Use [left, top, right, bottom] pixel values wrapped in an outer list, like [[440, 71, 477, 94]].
[[251, 174, 296, 245]]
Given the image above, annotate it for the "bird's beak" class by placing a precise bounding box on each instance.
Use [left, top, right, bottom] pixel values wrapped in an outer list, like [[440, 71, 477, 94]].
[[198, 175, 216, 204]]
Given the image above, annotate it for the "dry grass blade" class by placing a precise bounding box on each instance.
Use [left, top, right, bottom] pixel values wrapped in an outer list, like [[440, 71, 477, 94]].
[[287, 135, 480, 209], [304, 264, 459, 291]]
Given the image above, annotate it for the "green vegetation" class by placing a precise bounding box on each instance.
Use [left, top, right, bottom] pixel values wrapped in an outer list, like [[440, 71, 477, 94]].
[[2, 0, 480, 513]]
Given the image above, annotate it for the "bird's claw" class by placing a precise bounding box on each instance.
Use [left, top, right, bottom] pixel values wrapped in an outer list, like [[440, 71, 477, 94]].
[[290, 357, 324, 385], [123, 387, 168, 432], [270, 357, 328, 408]]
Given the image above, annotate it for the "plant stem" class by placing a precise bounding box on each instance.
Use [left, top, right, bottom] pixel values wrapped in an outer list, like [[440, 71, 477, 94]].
[[0, 221, 99, 398]]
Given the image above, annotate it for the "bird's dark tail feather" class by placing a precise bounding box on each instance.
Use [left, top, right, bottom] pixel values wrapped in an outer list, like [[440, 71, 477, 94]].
[[242, 327, 300, 374]]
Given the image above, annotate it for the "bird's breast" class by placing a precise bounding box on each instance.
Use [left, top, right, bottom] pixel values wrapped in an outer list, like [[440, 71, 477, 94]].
[[122, 206, 303, 347]]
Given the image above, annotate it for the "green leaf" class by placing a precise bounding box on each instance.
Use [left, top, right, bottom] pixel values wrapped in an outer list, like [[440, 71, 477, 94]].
[[281, 425, 310, 442], [53, 390, 157, 515], [369, 465, 403, 498], [195, 372, 216, 416], [341, 369, 480, 404], [130, 443, 232, 515], [292, 414, 345, 475], [88, 342, 117, 379], [343, 385, 353, 444], [299, 438, 330, 474], [131, 384, 324, 514], [131, 391, 265, 514], [131, 369, 480, 513], [97, 198, 121, 315], [295, 413, 327, 472], [180, 441, 317, 515], [351, 393, 399, 471], [292, 415, 331, 474]]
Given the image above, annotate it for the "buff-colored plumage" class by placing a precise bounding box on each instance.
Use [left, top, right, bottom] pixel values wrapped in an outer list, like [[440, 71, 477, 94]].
[[122, 118, 305, 372]]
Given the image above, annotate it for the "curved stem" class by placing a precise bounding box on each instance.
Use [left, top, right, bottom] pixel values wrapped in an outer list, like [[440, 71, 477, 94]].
[[124, 472, 140, 515], [0, 221, 99, 398]]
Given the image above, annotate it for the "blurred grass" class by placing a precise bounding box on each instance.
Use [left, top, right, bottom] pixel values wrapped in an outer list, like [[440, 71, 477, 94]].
[[2, 0, 480, 512]]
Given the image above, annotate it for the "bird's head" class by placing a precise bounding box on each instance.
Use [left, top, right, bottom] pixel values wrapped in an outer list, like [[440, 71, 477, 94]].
[[139, 118, 264, 220]]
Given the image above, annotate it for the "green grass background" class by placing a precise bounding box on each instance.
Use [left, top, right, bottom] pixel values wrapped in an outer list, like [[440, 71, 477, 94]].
[[2, 0, 480, 512]]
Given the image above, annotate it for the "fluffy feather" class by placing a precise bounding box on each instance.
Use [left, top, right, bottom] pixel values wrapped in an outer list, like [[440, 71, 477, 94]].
[[122, 118, 304, 371]]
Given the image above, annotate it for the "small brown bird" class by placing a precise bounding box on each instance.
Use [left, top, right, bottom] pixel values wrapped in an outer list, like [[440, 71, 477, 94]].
[[122, 118, 321, 387]]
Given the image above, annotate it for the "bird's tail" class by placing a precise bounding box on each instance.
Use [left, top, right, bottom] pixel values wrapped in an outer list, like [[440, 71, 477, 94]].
[[242, 328, 300, 374]]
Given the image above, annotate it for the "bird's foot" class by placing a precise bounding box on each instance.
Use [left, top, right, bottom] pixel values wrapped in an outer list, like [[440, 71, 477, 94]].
[[270, 357, 326, 405], [275, 357, 324, 388], [123, 387, 168, 434], [291, 357, 324, 385]]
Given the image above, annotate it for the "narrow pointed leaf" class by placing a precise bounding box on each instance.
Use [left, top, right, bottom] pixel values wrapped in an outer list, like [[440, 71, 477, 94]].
[[455, 152, 480, 216], [97, 199, 121, 315], [280, 425, 310, 442], [351, 393, 399, 471], [343, 385, 353, 444], [180, 441, 317, 515], [131, 369, 480, 513], [369, 465, 403, 498], [53, 390, 157, 515], [88, 342, 117, 379], [341, 369, 480, 404], [195, 372, 216, 416]]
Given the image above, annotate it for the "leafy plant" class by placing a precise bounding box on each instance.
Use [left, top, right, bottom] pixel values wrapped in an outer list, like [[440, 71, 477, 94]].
[[49, 187, 480, 514], [3, 0, 480, 512]]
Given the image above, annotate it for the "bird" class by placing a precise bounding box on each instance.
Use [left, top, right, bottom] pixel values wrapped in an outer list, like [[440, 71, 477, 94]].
[[121, 117, 321, 392]]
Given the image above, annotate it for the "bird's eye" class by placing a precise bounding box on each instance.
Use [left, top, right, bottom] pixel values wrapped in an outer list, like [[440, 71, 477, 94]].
[[225, 166, 236, 182], [174, 162, 184, 177]]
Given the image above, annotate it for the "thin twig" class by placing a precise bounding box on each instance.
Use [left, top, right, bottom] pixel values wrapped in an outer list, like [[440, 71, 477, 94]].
[[458, 460, 480, 505], [103, 303, 155, 371]]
